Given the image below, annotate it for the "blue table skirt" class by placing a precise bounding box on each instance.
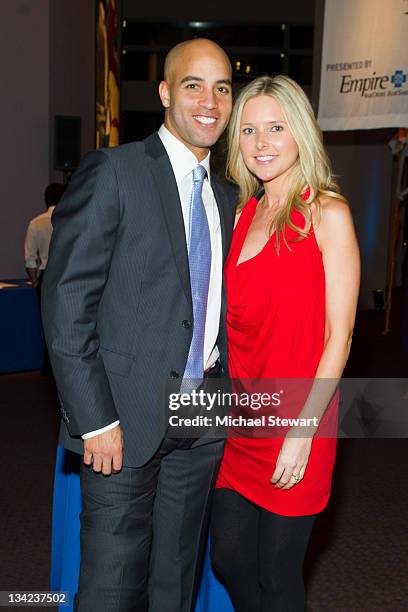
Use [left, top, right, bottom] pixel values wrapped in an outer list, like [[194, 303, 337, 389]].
[[50, 446, 234, 612], [0, 279, 44, 373]]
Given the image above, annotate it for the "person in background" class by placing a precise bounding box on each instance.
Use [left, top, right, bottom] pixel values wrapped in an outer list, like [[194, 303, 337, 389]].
[[210, 75, 360, 611], [24, 182, 65, 376], [24, 183, 65, 289]]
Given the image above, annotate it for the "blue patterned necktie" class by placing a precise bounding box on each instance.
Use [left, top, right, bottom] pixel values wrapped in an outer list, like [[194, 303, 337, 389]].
[[182, 164, 212, 392]]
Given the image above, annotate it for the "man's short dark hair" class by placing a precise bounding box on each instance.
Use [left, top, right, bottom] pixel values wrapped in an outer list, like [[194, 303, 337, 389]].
[[45, 183, 65, 208]]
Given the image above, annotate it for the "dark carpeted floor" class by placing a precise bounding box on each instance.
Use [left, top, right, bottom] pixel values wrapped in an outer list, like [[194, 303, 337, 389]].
[[0, 372, 59, 611], [0, 292, 407, 611], [305, 438, 408, 611]]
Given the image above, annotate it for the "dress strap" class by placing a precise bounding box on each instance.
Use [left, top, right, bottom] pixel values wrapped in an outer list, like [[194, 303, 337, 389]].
[[255, 188, 265, 201]]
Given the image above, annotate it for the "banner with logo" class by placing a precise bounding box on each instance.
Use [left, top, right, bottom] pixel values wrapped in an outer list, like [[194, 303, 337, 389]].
[[318, 0, 408, 130]]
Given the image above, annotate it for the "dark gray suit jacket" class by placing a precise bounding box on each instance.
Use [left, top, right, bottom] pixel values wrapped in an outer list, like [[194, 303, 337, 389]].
[[42, 132, 236, 467]]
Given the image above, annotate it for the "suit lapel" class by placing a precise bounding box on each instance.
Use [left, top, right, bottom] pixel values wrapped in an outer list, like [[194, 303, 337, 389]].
[[144, 133, 192, 307], [211, 176, 234, 263], [143, 133, 235, 306]]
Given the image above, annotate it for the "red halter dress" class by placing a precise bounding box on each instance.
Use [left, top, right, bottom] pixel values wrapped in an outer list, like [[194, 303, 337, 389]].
[[216, 195, 338, 516]]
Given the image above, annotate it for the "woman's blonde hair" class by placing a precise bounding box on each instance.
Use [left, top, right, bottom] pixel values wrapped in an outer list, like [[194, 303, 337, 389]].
[[226, 75, 346, 246]]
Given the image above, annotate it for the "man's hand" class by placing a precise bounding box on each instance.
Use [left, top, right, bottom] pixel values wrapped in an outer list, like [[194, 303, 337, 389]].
[[26, 267, 39, 288], [83, 425, 123, 475]]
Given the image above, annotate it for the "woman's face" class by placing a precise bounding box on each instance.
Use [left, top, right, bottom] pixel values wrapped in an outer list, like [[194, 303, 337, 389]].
[[239, 95, 299, 185]]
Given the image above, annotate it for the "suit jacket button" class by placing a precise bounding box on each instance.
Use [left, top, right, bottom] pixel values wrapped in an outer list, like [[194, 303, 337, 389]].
[[182, 320, 191, 329], [169, 370, 180, 379]]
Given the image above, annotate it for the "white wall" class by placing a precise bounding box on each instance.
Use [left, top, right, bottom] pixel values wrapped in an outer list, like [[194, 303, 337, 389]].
[[49, 0, 95, 181], [0, 0, 95, 279], [0, 1, 50, 279]]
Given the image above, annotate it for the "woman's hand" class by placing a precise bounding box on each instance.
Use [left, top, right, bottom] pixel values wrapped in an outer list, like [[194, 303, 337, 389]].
[[271, 434, 313, 490]]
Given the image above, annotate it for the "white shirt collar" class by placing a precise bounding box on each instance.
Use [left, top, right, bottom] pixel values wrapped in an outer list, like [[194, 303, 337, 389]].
[[158, 124, 211, 186]]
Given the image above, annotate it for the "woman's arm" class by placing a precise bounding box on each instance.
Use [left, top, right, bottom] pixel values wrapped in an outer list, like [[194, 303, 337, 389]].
[[271, 197, 360, 489], [314, 196, 361, 377]]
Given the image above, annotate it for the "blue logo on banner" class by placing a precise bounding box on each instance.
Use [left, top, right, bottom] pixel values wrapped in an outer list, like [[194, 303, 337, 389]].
[[390, 70, 407, 88]]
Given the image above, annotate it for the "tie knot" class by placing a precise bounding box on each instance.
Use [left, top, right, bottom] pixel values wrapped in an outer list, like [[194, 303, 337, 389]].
[[193, 164, 207, 184]]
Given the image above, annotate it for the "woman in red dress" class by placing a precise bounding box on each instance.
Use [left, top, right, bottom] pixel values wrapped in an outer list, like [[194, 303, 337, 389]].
[[211, 75, 360, 611]]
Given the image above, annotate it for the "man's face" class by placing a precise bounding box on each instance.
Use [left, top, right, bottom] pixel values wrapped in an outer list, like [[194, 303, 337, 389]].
[[159, 44, 232, 161]]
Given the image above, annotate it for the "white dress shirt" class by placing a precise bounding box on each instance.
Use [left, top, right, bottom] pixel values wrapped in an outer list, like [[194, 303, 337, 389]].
[[24, 206, 55, 270], [83, 126, 223, 439]]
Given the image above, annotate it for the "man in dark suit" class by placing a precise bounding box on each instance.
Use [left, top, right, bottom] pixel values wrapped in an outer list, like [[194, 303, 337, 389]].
[[42, 38, 235, 611]]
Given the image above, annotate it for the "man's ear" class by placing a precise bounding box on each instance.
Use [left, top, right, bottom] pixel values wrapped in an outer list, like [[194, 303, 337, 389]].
[[159, 81, 170, 108]]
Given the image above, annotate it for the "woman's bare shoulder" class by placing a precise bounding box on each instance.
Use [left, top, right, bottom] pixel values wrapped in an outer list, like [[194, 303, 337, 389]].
[[320, 195, 350, 218], [313, 196, 355, 249], [312, 195, 351, 225]]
